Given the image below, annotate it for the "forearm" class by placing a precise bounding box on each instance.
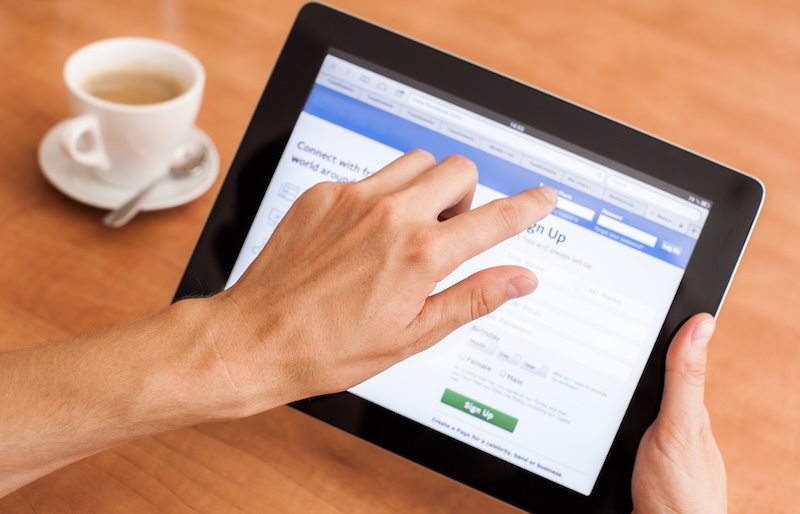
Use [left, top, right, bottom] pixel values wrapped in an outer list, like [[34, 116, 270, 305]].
[[0, 298, 258, 497]]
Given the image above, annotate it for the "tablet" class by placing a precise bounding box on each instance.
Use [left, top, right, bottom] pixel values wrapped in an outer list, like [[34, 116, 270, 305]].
[[174, 4, 763, 512]]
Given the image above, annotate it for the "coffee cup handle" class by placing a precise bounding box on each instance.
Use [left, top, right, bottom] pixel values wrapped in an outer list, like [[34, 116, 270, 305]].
[[59, 115, 112, 171]]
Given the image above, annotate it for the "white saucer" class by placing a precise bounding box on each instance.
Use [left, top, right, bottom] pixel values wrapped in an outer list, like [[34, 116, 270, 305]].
[[38, 120, 219, 211]]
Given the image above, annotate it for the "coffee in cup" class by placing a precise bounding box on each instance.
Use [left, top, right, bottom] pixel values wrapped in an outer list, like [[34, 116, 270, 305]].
[[60, 37, 205, 188], [82, 66, 188, 105]]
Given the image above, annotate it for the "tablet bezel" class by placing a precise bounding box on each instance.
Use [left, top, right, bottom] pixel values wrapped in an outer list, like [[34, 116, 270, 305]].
[[174, 3, 764, 512]]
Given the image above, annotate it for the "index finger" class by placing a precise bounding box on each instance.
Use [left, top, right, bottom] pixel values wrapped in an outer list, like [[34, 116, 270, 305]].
[[435, 185, 558, 270]]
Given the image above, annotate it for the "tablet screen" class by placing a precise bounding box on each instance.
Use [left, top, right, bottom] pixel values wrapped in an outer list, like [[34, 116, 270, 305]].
[[222, 52, 711, 495]]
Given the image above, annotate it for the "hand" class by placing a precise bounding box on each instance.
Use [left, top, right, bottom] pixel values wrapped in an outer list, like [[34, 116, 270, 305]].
[[0, 151, 556, 496], [208, 150, 557, 412], [631, 313, 727, 513]]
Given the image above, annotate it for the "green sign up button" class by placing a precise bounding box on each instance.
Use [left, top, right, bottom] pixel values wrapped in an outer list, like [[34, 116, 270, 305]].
[[440, 389, 518, 433]]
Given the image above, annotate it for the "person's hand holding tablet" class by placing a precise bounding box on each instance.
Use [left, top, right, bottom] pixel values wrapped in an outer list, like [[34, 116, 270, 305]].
[[632, 313, 727, 513]]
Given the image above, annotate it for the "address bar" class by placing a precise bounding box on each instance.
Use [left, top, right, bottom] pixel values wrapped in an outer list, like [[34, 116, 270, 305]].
[[407, 93, 608, 182]]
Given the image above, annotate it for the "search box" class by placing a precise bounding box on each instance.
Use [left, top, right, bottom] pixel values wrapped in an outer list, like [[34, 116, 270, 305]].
[[597, 215, 657, 248]]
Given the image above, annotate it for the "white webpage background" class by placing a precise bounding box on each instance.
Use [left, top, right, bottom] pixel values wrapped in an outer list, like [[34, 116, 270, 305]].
[[227, 112, 685, 495]]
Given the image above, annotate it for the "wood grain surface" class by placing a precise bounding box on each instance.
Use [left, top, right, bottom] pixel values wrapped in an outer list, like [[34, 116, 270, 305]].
[[1, 0, 798, 512]]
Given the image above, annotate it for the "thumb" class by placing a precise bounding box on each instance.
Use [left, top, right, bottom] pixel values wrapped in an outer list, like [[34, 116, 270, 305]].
[[413, 266, 537, 351], [659, 313, 716, 422]]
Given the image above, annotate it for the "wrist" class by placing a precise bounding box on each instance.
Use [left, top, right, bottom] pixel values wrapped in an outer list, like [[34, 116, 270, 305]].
[[148, 298, 253, 423], [0, 297, 267, 493], [170, 295, 299, 421]]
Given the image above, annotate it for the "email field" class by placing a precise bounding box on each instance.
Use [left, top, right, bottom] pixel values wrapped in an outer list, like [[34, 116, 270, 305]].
[[556, 197, 595, 221], [507, 300, 641, 362]]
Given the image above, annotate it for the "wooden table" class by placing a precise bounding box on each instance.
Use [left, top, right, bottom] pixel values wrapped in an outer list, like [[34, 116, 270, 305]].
[[1, 0, 798, 512]]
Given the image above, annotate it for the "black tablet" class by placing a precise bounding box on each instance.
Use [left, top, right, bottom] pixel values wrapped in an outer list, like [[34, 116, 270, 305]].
[[175, 4, 763, 512]]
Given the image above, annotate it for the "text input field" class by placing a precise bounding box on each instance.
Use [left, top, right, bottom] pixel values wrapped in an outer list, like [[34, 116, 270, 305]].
[[597, 215, 657, 248]]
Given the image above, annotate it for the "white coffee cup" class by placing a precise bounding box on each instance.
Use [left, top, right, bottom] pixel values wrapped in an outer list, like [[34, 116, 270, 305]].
[[60, 37, 205, 188]]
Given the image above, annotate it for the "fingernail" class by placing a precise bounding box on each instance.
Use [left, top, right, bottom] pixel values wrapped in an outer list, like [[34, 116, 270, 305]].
[[507, 275, 537, 299], [539, 186, 558, 203], [692, 317, 716, 348]]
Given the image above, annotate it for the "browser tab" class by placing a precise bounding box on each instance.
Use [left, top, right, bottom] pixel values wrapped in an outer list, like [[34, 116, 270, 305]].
[[520, 155, 564, 181], [398, 106, 441, 131], [479, 140, 522, 165], [317, 73, 360, 99], [603, 190, 646, 216], [440, 123, 481, 148], [564, 173, 604, 198], [358, 90, 400, 115]]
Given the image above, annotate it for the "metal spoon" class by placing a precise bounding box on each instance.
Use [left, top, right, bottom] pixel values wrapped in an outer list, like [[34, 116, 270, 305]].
[[103, 143, 208, 228]]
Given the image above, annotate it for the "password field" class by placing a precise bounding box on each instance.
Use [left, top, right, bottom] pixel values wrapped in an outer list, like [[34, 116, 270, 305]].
[[597, 215, 657, 248]]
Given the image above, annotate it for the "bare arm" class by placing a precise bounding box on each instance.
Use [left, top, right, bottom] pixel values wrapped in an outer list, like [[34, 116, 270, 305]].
[[0, 300, 241, 496], [0, 150, 558, 496]]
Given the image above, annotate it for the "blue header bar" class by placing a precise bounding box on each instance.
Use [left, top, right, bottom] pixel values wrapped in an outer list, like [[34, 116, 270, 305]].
[[303, 84, 697, 268]]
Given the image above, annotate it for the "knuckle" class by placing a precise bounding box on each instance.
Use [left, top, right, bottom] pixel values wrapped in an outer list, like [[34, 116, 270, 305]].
[[310, 180, 341, 195], [680, 361, 706, 387], [320, 181, 370, 212], [302, 180, 342, 204], [340, 180, 369, 204], [492, 199, 522, 232], [442, 154, 478, 178], [470, 288, 493, 320], [406, 148, 436, 165], [442, 153, 475, 169], [406, 230, 441, 266], [371, 191, 407, 221]]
